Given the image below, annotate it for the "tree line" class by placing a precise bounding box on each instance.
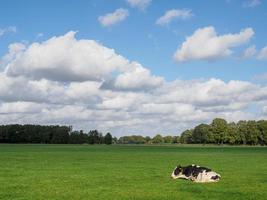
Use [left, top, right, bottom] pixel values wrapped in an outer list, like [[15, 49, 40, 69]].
[[0, 118, 267, 145], [117, 134, 180, 144], [0, 125, 112, 145], [117, 118, 267, 145], [180, 118, 267, 145]]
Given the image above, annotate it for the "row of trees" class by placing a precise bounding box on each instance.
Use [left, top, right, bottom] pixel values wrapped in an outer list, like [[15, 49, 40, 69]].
[[117, 118, 267, 145], [117, 135, 180, 144], [0, 118, 267, 145], [180, 119, 267, 145], [0, 125, 113, 145]]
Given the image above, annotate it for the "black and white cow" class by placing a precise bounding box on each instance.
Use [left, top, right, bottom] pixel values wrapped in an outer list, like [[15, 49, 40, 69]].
[[171, 164, 221, 183]]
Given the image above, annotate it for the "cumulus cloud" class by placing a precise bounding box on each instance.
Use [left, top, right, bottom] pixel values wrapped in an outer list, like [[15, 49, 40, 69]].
[[257, 46, 267, 60], [0, 102, 43, 114], [0, 73, 66, 103], [263, 106, 267, 115], [0, 42, 26, 68], [154, 78, 267, 107], [174, 26, 254, 62], [101, 62, 163, 91], [126, 0, 152, 10], [1, 31, 267, 136], [0, 26, 16, 37], [5, 31, 128, 82], [98, 8, 129, 27], [156, 9, 193, 26], [240, 45, 257, 59]]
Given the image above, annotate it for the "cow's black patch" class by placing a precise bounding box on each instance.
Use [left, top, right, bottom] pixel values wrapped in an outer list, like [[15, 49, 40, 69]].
[[182, 165, 194, 177], [181, 165, 212, 178], [192, 166, 211, 177], [174, 166, 182, 175], [211, 175, 220, 180]]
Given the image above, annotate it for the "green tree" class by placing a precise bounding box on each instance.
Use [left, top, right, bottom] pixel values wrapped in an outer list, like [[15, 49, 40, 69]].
[[104, 133, 112, 145], [237, 120, 247, 144], [118, 135, 146, 144], [172, 136, 180, 144], [225, 122, 239, 144], [145, 136, 151, 144], [246, 121, 260, 145], [180, 129, 193, 144], [152, 134, 164, 144], [112, 137, 118, 144], [257, 120, 267, 145], [192, 124, 211, 144], [51, 126, 70, 144], [163, 136, 173, 143], [211, 118, 228, 144], [88, 130, 102, 144]]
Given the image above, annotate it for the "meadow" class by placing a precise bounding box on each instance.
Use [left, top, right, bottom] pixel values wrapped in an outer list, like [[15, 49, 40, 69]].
[[0, 145, 266, 200]]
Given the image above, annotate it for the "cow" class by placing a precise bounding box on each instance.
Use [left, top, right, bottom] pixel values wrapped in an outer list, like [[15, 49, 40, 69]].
[[171, 164, 221, 183]]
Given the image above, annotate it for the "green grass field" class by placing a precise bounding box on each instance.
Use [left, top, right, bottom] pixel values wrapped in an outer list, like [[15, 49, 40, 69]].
[[0, 145, 266, 200]]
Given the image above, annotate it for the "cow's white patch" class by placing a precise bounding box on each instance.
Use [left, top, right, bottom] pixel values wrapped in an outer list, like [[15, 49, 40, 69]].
[[194, 171, 221, 183]]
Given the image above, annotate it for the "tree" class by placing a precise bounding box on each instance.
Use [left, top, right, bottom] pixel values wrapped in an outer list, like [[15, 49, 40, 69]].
[[225, 122, 239, 145], [172, 136, 180, 144], [69, 130, 88, 144], [69, 131, 81, 144], [180, 129, 193, 144], [88, 130, 102, 144], [152, 134, 164, 144], [192, 124, 211, 144], [118, 135, 146, 144], [112, 137, 118, 144], [104, 133, 112, 145], [246, 121, 260, 145], [211, 118, 228, 144], [237, 121, 247, 144], [51, 126, 70, 144], [145, 136, 151, 144], [257, 120, 267, 145], [163, 136, 173, 144]]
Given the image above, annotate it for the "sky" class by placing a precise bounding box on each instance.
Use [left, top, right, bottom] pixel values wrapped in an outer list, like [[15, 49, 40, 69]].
[[0, 0, 267, 136]]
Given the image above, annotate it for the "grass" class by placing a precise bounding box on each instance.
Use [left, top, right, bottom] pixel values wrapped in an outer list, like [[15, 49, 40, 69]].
[[0, 145, 266, 200]]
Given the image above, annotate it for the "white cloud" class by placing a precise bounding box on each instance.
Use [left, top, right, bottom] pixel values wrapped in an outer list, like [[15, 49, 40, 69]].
[[0, 102, 42, 114], [126, 0, 152, 10], [257, 46, 267, 60], [174, 26, 254, 62], [98, 8, 129, 27], [101, 62, 163, 91], [240, 45, 257, 59], [4, 31, 163, 92], [0, 73, 66, 103], [0, 42, 26, 68], [156, 9, 193, 26], [243, 0, 261, 7], [154, 78, 267, 107], [1, 31, 267, 136], [0, 26, 16, 37], [5, 31, 128, 82], [263, 106, 267, 115]]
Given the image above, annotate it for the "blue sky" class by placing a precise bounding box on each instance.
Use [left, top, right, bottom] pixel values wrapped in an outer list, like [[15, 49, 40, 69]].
[[0, 0, 267, 136]]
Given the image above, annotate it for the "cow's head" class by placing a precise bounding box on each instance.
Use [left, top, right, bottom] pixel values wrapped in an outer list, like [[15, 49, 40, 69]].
[[171, 165, 183, 179]]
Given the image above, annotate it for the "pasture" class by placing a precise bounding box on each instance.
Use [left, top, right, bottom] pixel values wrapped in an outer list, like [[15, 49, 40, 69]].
[[0, 145, 266, 200]]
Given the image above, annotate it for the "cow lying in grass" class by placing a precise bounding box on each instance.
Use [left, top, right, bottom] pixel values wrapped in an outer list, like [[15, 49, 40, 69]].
[[171, 164, 221, 183]]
